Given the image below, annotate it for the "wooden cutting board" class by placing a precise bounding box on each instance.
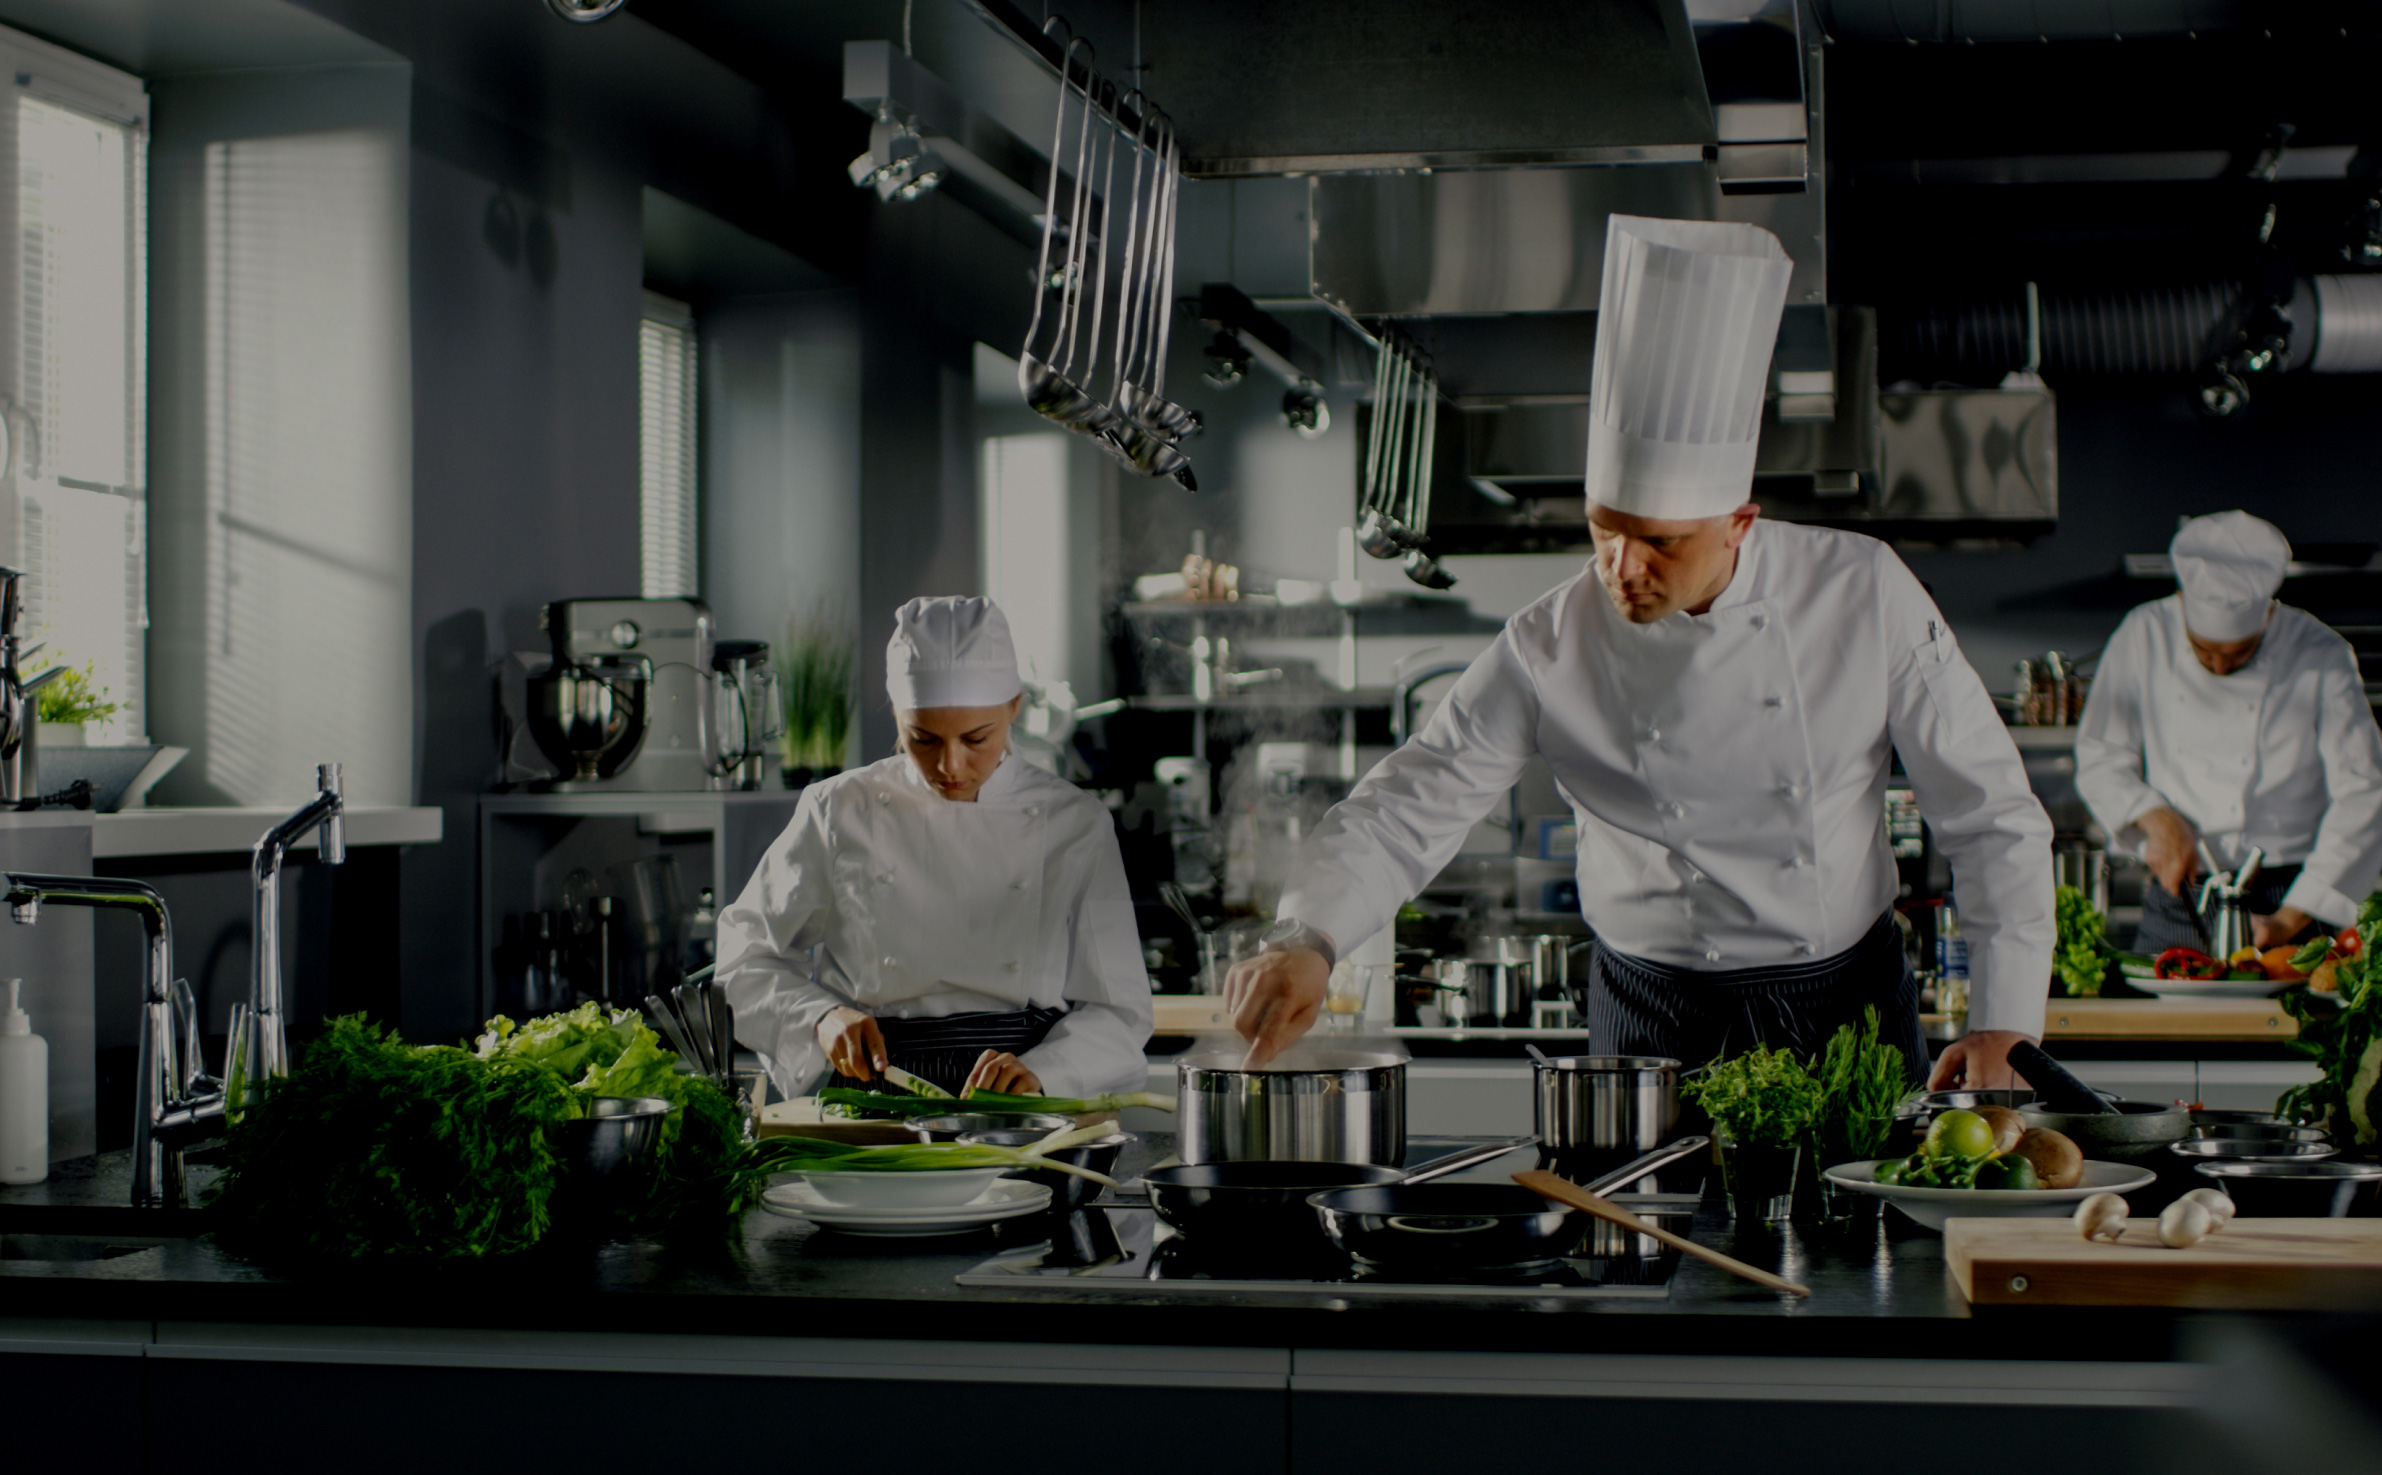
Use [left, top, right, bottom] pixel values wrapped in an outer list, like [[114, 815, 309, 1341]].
[[755, 1098, 1125, 1145], [1948, 1216, 2382, 1310]]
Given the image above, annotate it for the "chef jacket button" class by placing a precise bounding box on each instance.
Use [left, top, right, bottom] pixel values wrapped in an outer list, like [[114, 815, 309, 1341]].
[[880, 956, 897, 968], [875, 792, 890, 804], [1026, 805, 1041, 816], [1004, 961, 1022, 973], [1750, 615, 1767, 630], [1704, 948, 1723, 963], [1791, 855, 1809, 870], [876, 872, 893, 884], [1764, 696, 1783, 708], [1012, 878, 1030, 890], [1798, 941, 1818, 955], [1688, 871, 1704, 884]]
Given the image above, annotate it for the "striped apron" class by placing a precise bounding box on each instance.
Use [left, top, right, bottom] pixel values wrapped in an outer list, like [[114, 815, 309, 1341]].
[[2133, 863, 2306, 956], [1586, 910, 1929, 1082], [829, 1004, 1068, 1097]]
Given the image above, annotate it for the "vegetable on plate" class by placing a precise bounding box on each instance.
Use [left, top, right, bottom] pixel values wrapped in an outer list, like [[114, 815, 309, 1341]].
[[2278, 891, 2382, 1145], [746, 1121, 1122, 1188], [821, 1085, 1173, 1119]]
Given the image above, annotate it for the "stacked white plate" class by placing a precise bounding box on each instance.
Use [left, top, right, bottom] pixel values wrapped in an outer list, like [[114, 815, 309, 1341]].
[[761, 1178, 1053, 1236]]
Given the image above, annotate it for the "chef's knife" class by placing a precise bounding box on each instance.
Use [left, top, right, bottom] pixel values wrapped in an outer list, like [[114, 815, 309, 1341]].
[[644, 993, 699, 1067], [672, 982, 715, 1075], [882, 1064, 955, 1099], [2007, 1039, 2114, 1115]]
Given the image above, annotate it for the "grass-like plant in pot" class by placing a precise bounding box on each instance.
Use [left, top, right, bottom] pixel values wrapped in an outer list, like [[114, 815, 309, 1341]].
[[34, 656, 120, 745], [1684, 1043, 1825, 1228], [1809, 1007, 1919, 1222], [780, 606, 854, 785]]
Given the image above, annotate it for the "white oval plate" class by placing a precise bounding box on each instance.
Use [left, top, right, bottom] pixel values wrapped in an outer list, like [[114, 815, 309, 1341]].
[[1824, 1159, 2157, 1233], [2140, 976, 2289, 1000], [761, 1177, 1052, 1235]]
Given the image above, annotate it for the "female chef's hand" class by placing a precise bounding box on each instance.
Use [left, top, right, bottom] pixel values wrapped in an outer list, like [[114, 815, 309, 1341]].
[[817, 1006, 889, 1081], [1223, 947, 1329, 1067], [965, 1051, 1043, 1096], [1927, 1028, 2028, 1090], [2137, 807, 2202, 899]]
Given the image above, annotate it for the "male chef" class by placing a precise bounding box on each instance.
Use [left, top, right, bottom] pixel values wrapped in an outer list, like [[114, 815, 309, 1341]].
[[1226, 215, 2055, 1089], [2077, 511, 2382, 954]]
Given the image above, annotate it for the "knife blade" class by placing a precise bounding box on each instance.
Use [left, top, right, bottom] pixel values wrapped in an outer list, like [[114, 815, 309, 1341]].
[[644, 993, 699, 1067], [704, 985, 735, 1084], [672, 982, 715, 1075], [882, 1063, 956, 1099]]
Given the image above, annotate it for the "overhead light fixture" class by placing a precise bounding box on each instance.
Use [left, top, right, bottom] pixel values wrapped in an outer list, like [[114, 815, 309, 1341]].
[[545, 0, 628, 22], [1202, 331, 1250, 387], [848, 110, 945, 204], [1281, 383, 1331, 439]]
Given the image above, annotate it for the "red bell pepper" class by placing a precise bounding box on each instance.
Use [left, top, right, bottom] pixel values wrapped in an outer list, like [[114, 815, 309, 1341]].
[[2153, 946, 2222, 981]]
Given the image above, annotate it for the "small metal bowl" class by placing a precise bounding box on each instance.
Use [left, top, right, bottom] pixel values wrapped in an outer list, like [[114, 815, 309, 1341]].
[[558, 1096, 675, 1179], [959, 1127, 1135, 1210], [2191, 1108, 2286, 1130], [907, 1112, 1076, 1142], [2168, 1136, 2338, 1164], [2195, 1160, 2382, 1217], [2189, 1122, 2330, 1144]]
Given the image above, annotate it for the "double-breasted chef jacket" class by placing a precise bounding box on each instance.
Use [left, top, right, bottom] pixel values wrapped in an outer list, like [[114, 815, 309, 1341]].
[[1279, 519, 2058, 1039], [717, 751, 1154, 1099], [2077, 596, 2382, 930]]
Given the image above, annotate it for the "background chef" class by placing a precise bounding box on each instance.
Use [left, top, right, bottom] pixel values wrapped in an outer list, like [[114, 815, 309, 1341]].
[[2077, 510, 2382, 954], [717, 596, 1152, 1100], [1225, 215, 2055, 1090]]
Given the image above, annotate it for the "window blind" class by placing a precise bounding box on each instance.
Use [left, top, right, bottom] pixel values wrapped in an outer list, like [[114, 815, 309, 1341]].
[[639, 292, 698, 599]]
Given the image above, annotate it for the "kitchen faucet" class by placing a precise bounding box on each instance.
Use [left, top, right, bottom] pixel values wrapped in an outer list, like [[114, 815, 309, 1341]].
[[241, 763, 345, 1082], [0, 566, 69, 803], [3, 873, 220, 1206]]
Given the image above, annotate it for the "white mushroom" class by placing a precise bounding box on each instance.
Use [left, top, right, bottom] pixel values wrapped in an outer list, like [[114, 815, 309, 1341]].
[[2180, 1186, 2237, 1229], [2159, 1196, 2214, 1249], [2074, 1191, 2129, 1242]]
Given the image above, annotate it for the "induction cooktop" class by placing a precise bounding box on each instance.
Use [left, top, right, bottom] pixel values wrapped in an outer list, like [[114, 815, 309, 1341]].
[[955, 1197, 1693, 1304]]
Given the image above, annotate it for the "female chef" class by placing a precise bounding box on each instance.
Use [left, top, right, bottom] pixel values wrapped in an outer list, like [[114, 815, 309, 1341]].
[[717, 596, 1152, 1099]]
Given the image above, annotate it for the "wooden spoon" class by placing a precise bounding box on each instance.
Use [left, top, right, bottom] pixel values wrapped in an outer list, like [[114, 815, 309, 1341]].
[[1512, 1168, 1812, 1299]]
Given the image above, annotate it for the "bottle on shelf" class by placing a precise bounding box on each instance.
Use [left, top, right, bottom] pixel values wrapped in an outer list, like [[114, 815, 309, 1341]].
[[0, 978, 48, 1185]]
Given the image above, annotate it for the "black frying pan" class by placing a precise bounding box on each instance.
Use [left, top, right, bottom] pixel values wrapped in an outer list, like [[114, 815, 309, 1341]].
[[1143, 1136, 1537, 1248], [1307, 1136, 1710, 1274]]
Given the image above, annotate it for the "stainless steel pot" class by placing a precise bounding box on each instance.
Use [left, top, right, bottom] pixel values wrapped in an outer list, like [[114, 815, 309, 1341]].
[[1434, 958, 1530, 1027], [1531, 1055, 1683, 1159], [1176, 1046, 1408, 1167]]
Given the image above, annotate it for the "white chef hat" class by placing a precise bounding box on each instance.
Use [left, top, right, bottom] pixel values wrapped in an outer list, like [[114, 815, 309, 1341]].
[[885, 596, 1022, 710], [1585, 215, 1793, 521], [2171, 511, 2288, 642]]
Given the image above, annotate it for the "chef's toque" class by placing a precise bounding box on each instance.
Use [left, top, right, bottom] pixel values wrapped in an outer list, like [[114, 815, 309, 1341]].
[[1584, 215, 1793, 521], [2171, 510, 2288, 642], [885, 596, 1023, 709]]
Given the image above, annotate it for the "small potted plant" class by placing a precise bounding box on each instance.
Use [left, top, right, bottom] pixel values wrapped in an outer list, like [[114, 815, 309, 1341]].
[[780, 607, 854, 789], [35, 657, 119, 747], [1808, 1006, 1918, 1224], [1683, 1042, 1824, 1229]]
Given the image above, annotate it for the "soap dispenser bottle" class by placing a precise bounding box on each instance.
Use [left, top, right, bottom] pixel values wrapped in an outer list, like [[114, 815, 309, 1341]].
[[0, 978, 45, 1184]]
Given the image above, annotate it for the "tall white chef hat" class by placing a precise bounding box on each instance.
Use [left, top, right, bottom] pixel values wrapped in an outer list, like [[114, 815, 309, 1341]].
[[1585, 215, 1793, 521], [2171, 511, 2289, 642], [885, 595, 1022, 710]]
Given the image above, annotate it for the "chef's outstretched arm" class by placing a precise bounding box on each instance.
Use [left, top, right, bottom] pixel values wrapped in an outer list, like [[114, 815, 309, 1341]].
[[1228, 633, 1543, 1063], [2271, 641, 2382, 939], [2074, 612, 2200, 895], [1880, 563, 2055, 1090], [716, 794, 849, 1095]]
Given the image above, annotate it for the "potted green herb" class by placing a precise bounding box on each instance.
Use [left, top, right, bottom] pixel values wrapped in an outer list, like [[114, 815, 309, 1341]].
[[1808, 1006, 1917, 1222], [34, 657, 120, 747], [1683, 1042, 1824, 1227], [780, 607, 854, 788]]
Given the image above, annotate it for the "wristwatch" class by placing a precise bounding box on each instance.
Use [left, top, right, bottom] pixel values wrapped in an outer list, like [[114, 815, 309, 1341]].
[[1258, 917, 1337, 968]]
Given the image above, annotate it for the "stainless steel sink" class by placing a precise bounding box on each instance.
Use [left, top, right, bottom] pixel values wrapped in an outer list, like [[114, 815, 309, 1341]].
[[0, 1232, 172, 1262]]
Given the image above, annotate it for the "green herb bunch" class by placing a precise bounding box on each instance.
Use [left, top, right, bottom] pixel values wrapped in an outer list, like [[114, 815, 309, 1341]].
[[2053, 885, 2109, 998], [210, 1016, 581, 1259], [2279, 894, 2382, 1150], [1682, 1043, 1825, 1149], [781, 604, 855, 771], [1811, 1006, 1913, 1163], [35, 655, 120, 727]]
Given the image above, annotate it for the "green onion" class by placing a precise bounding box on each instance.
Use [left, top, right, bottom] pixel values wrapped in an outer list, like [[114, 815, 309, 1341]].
[[742, 1121, 1124, 1189], [819, 1086, 1174, 1119]]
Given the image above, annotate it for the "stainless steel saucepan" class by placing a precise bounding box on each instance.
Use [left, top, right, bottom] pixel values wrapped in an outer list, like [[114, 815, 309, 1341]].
[[1176, 1044, 1408, 1167], [1530, 1053, 1685, 1163]]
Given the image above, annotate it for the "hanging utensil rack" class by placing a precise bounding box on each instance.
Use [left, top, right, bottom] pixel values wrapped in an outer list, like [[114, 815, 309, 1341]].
[[1358, 326, 1452, 590]]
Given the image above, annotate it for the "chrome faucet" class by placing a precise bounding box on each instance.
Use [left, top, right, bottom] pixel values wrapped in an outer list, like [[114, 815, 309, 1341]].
[[238, 763, 345, 1083], [4, 873, 220, 1206], [0, 567, 67, 804]]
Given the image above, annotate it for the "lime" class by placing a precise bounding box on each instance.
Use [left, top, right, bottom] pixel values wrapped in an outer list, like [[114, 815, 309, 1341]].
[[1972, 1155, 2040, 1191], [1924, 1109, 1996, 1159]]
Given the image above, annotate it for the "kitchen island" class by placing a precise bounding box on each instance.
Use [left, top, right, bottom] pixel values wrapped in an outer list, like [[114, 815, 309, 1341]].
[[2, 1139, 2367, 1475]]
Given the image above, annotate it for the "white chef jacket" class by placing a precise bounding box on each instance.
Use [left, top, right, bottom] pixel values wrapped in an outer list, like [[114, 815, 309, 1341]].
[[717, 752, 1153, 1099], [1280, 520, 2056, 1036], [2076, 597, 2382, 928]]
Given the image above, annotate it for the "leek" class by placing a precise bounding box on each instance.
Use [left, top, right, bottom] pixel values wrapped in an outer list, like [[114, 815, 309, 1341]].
[[743, 1121, 1124, 1189], [819, 1086, 1174, 1119]]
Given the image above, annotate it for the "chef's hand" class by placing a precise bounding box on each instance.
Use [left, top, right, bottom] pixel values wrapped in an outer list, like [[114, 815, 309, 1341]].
[[2253, 906, 2314, 949], [2137, 807, 2202, 898], [965, 1050, 1043, 1096], [1927, 1028, 2029, 1090], [817, 1006, 888, 1081], [1223, 946, 1329, 1067]]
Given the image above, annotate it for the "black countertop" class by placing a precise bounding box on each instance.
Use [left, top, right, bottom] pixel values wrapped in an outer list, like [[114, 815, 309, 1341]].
[[0, 1139, 2222, 1363]]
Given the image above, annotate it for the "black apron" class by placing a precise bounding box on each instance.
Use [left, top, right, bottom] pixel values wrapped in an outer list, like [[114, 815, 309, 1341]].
[[2133, 863, 2307, 956], [1586, 910, 1929, 1082], [829, 1004, 1067, 1097]]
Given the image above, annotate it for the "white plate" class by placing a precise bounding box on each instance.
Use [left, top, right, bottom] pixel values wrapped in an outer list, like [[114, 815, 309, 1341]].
[[2138, 976, 2288, 1000], [762, 1177, 1053, 1235], [1824, 1159, 2157, 1233], [795, 1165, 1014, 1209]]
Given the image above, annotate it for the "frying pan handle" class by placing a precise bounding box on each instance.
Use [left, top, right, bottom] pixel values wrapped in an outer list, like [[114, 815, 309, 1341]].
[[1397, 1134, 1539, 1186], [1582, 1135, 1710, 1197]]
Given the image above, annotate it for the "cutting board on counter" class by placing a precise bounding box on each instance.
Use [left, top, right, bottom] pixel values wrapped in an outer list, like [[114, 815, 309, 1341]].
[[1948, 1217, 2382, 1310], [756, 1099, 919, 1145]]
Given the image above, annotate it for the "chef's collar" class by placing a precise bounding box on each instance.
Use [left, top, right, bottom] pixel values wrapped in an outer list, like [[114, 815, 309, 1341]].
[[897, 746, 1026, 803], [1698, 518, 1765, 616]]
